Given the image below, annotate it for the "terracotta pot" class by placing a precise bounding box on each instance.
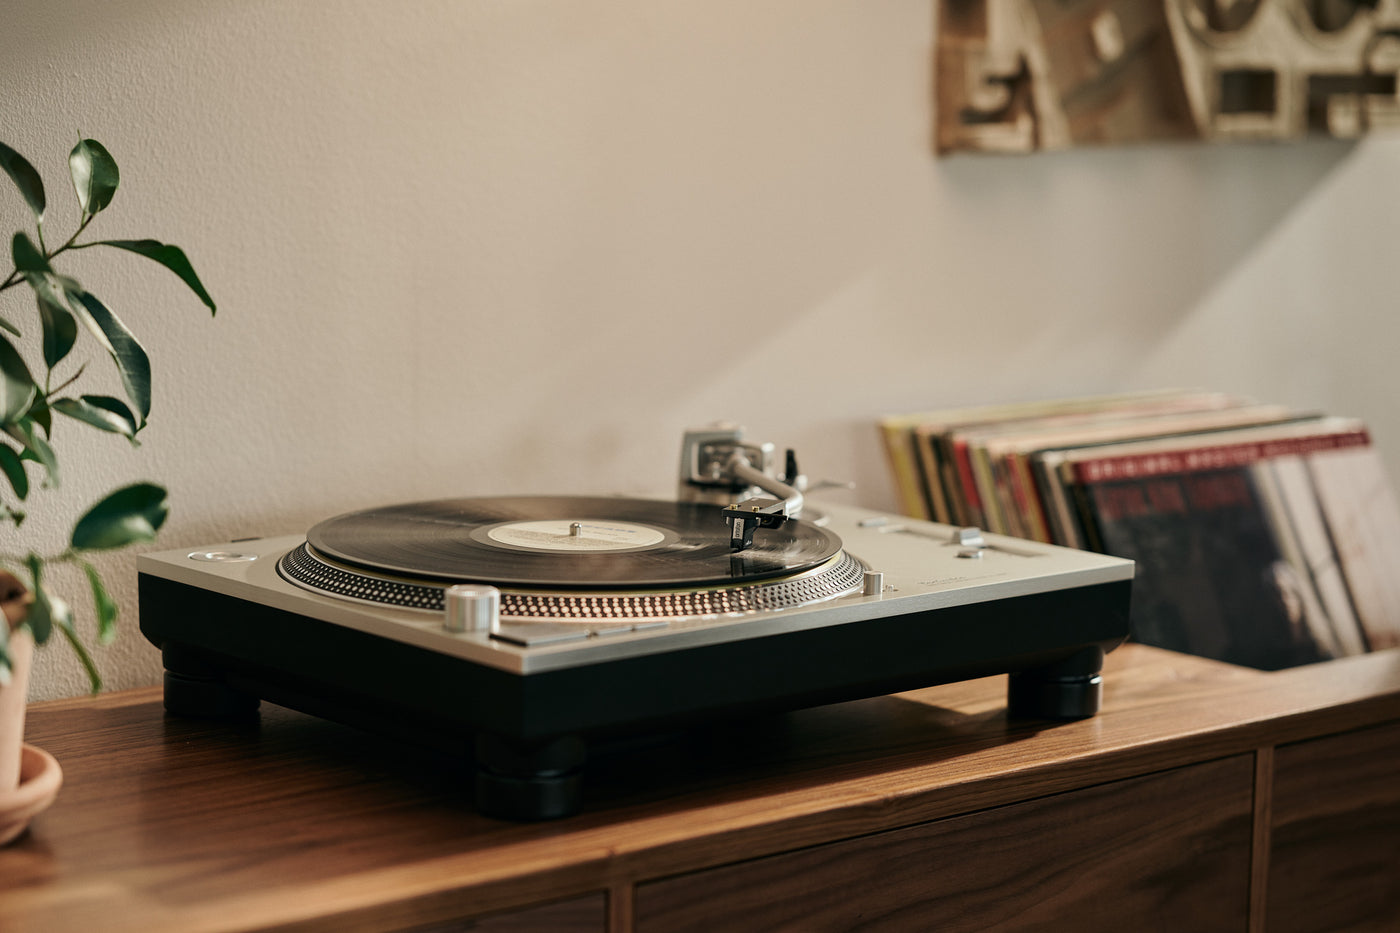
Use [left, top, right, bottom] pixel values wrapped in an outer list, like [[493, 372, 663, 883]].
[[0, 572, 62, 845], [0, 627, 33, 795]]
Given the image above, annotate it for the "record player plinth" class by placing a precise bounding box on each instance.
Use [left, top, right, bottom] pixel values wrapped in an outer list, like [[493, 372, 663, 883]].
[[138, 499, 1134, 820]]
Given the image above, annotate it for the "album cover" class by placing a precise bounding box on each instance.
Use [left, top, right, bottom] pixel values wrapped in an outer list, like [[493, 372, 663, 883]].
[[1251, 456, 1367, 659], [931, 392, 1258, 536], [1073, 464, 1329, 669], [1029, 412, 1333, 548], [1305, 445, 1400, 652], [966, 402, 1296, 542], [889, 390, 1241, 526], [878, 412, 940, 520], [1063, 421, 1388, 668], [879, 395, 1400, 669]]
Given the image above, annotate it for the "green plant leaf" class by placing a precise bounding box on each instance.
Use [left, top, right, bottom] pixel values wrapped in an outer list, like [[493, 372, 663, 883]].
[[94, 239, 215, 314], [0, 313, 20, 339], [69, 138, 119, 216], [52, 395, 139, 441], [23, 554, 55, 644], [22, 553, 99, 690], [21, 554, 101, 692], [78, 394, 136, 432], [26, 396, 51, 437], [0, 141, 46, 221], [25, 267, 70, 309], [57, 621, 101, 692], [71, 482, 168, 550], [63, 287, 152, 424], [0, 333, 37, 424], [81, 560, 118, 644], [11, 232, 50, 274], [7, 419, 59, 487], [35, 287, 78, 369], [0, 443, 28, 501]]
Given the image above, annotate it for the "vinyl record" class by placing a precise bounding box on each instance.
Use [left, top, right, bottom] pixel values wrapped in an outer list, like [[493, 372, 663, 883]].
[[305, 496, 844, 588]]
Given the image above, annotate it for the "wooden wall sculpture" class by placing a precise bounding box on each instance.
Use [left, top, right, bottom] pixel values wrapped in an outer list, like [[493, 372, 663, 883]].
[[936, 0, 1400, 153]]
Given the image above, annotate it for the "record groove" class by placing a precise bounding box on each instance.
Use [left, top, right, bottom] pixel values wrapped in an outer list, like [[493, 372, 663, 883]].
[[304, 496, 843, 588], [277, 543, 867, 619]]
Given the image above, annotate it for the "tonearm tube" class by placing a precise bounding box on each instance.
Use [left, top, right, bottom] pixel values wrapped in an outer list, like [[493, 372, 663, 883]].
[[677, 425, 806, 550]]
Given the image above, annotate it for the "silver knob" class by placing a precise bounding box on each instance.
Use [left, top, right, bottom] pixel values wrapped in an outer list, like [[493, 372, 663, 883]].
[[862, 570, 885, 597], [444, 584, 500, 633]]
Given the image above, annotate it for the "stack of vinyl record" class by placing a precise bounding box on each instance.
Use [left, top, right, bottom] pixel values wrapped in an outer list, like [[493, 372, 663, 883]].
[[880, 390, 1400, 671]]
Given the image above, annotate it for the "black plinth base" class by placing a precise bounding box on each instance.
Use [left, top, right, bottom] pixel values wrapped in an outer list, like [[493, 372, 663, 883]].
[[142, 572, 1131, 821]]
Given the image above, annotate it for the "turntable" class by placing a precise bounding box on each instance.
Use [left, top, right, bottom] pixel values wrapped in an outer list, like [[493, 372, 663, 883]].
[[138, 426, 1134, 820]]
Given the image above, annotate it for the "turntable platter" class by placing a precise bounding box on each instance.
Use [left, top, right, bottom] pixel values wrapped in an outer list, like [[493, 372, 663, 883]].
[[304, 496, 844, 588]]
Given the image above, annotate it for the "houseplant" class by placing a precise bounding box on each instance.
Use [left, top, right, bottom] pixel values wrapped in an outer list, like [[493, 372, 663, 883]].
[[0, 137, 214, 842]]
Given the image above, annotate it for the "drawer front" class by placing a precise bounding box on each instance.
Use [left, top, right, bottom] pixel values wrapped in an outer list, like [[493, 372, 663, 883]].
[[637, 756, 1254, 933], [1267, 721, 1400, 933], [408, 892, 606, 933]]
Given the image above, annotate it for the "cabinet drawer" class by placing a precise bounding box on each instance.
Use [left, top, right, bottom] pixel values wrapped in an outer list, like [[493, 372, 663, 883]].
[[408, 892, 606, 932], [636, 756, 1254, 932], [1267, 721, 1400, 933]]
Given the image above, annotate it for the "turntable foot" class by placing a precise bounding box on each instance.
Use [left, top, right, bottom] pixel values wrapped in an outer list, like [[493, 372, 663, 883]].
[[474, 733, 586, 821], [160, 645, 260, 720], [1006, 647, 1104, 720]]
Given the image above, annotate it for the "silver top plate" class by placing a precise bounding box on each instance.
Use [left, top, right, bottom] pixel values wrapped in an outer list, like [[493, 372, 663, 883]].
[[138, 502, 1134, 676]]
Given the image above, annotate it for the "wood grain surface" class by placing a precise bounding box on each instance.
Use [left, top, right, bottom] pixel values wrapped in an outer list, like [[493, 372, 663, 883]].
[[1, 644, 1397, 932], [634, 755, 1254, 932], [405, 893, 605, 932], [1266, 721, 1400, 933]]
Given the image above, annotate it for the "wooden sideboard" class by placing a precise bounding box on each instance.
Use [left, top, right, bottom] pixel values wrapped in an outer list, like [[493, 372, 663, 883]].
[[3, 643, 1398, 932]]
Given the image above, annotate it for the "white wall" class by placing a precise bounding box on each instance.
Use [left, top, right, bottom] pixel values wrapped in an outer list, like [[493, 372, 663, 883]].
[[4, 0, 1399, 699]]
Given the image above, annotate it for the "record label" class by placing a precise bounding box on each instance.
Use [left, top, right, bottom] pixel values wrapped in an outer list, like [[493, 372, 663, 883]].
[[481, 520, 670, 552]]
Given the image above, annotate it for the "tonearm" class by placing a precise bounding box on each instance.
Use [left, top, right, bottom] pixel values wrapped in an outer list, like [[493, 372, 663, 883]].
[[677, 424, 805, 550]]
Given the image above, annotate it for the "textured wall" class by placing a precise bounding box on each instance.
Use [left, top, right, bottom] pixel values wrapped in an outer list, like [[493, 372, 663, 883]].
[[3, 0, 1399, 699]]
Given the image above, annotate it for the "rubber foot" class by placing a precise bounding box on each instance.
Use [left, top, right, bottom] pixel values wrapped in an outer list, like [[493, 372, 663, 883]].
[[475, 768, 583, 821], [1007, 671, 1102, 720], [163, 671, 260, 720]]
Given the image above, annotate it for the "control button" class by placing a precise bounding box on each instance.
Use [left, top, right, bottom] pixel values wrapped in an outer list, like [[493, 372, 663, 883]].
[[444, 584, 500, 633], [950, 527, 986, 548], [189, 550, 258, 563]]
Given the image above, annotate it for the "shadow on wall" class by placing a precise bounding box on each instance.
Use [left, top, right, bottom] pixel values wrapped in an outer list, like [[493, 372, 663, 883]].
[[926, 136, 1356, 384]]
